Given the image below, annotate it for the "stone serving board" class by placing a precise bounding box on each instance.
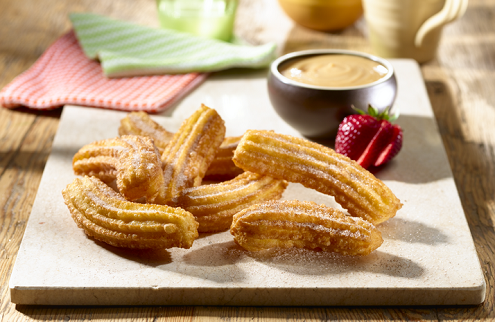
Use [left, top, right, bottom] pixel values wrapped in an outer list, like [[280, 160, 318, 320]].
[[9, 60, 485, 306]]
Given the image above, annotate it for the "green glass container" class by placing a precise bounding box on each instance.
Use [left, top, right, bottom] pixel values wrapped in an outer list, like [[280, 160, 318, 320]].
[[157, 0, 238, 42]]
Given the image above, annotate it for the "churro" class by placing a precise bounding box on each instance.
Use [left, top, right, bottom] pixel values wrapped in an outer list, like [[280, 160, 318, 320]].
[[62, 176, 198, 249], [233, 130, 402, 224], [118, 111, 174, 153], [230, 200, 383, 255], [161, 104, 225, 204], [73, 135, 164, 203], [204, 135, 244, 180], [177, 172, 288, 232], [119, 111, 243, 180]]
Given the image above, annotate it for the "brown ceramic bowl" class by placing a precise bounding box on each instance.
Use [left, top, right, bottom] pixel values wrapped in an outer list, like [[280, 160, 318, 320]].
[[267, 49, 397, 138]]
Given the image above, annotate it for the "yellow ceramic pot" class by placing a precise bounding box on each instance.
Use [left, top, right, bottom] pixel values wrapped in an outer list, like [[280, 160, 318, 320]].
[[278, 0, 363, 31]]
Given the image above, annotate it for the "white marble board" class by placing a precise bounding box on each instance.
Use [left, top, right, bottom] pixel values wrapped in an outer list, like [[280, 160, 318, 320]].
[[9, 60, 486, 306]]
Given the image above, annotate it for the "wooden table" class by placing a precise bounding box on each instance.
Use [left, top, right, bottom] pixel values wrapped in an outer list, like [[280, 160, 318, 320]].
[[1, 0, 493, 320]]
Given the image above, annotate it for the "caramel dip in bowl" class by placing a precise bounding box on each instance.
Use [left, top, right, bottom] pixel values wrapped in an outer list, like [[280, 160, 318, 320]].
[[268, 50, 397, 138]]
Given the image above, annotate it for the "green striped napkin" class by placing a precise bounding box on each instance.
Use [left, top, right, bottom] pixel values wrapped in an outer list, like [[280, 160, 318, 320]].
[[70, 13, 277, 78]]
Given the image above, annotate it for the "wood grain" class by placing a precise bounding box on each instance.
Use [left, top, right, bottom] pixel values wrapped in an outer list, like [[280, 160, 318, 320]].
[[1, 0, 494, 320]]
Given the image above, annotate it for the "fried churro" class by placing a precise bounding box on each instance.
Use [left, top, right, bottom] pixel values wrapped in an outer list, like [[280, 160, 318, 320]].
[[73, 135, 164, 203], [62, 176, 198, 249], [204, 135, 244, 180], [177, 172, 288, 232], [232, 130, 402, 224], [161, 104, 225, 204], [119, 111, 243, 180], [230, 200, 383, 255], [118, 111, 174, 153]]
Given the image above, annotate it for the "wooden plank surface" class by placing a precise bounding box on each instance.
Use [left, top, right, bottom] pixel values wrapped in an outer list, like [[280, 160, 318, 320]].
[[0, 0, 493, 320]]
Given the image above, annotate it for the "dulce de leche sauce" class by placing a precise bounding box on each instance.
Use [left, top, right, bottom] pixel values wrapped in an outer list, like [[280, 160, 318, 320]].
[[279, 54, 388, 88]]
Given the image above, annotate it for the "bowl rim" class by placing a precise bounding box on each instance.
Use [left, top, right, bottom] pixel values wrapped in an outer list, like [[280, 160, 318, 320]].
[[270, 49, 395, 91]]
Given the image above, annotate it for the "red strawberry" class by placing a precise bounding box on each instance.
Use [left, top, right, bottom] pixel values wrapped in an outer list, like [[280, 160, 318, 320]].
[[335, 105, 403, 169]]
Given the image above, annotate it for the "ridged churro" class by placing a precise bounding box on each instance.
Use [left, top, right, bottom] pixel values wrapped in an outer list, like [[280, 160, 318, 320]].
[[118, 111, 174, 153], [177, 172, 288, 232], [230, 200, 383, 255], [204, 135, 244, 180], [161, 104, 225, 204], [119, 111, 243, 180], [73, 135, 164, 203], [233, 130, 402, 224], [62, 176, 199, 249]]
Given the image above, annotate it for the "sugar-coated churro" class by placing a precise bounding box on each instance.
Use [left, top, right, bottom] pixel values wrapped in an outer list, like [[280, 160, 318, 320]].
[[204, 135, 244, 180], [161, 104, 225, 204], [232, 130, 402, 224], [118, 111, 174, 153], [177, 172, 288, 232], [119, 111, 243, 180], [62, 176, 199, 249], [73, 135, 164, 203], [230, 200, 383, 255]]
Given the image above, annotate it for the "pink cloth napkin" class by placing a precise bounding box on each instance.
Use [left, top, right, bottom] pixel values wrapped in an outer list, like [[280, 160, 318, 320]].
[[0, 31, 208, 113]]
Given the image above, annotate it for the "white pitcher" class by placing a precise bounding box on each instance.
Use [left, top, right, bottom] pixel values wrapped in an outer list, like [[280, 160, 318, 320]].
[[363, 0, 468, 63]]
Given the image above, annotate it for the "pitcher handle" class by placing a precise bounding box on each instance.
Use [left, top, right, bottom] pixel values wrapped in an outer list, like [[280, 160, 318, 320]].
[[414, 0, 468, 47]]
